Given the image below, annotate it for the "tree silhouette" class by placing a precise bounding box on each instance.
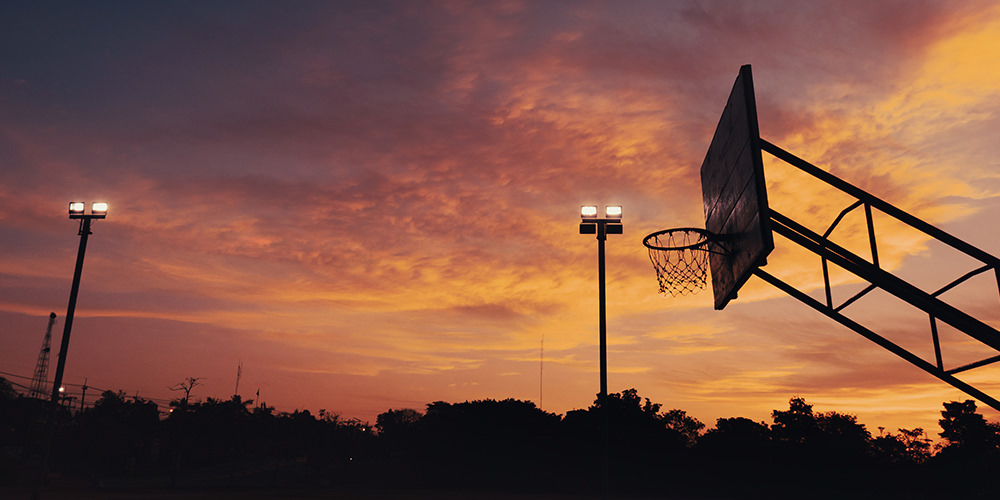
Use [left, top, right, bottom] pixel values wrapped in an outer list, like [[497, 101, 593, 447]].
[[814, 409, 871, 460], [934, 399, 1000, 474], [770, 397, 871, 459], [175, 396, 254, 467], [871, 427, 931, 465], [168, 377, 201, 407], [563, 389, 698, 495], [767, 397, 878, 497], [695, 417, 773, 497], [770, 396, 819, 444], [896, 427, 931, 462], [0, 376, 16, 400], [938, 400, 997, 450], [661, 408, 705, 447], [698, 416, 771, 458], [415, 399, 561, 490], [15, 377, 1000, 498], [925, 400, 1000, 497], [72, 390, 159, 477], [375, 408, 422, 437], [164, 377, 202, 487]]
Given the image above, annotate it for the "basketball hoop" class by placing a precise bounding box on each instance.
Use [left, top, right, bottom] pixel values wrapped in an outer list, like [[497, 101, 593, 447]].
[[642, 228, 720, 297]]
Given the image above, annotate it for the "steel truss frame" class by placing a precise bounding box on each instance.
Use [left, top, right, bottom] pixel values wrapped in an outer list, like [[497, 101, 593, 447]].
[[754, 139, 1000, 411]]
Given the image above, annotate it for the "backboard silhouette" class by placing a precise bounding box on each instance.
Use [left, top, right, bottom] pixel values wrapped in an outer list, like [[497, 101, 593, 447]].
[[700, 65, 774, 310]]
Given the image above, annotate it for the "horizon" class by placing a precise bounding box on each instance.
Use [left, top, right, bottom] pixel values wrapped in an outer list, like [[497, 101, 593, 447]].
[[4, 1, 1000, 440], [0, 370, 973, 448]]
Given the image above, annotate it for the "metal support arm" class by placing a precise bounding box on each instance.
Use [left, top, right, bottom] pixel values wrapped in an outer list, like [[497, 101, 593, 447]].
[[753, 268, 1000, 412], [755, 140, 1000, 412]]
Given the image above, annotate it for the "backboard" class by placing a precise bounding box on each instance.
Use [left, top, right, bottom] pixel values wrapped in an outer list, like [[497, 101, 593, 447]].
[[700, 65, 774, 310]]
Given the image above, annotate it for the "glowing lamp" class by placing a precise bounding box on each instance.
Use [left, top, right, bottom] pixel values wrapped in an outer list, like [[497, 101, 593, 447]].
[[91, 202, 108, 217], [69, 202, 85, 217], [69, 201, 108, 219], [581, 205, 599, 218], [605, 205, 622, 219]]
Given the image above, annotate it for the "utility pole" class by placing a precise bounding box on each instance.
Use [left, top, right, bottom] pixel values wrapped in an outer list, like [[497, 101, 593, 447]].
[[79, 378, 88, 414]]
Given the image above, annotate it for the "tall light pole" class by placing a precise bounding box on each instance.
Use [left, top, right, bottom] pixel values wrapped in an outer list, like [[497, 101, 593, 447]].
[[35, 202, 107, 497], [49, 202, 107, 405], [579, 204, 622, 500]]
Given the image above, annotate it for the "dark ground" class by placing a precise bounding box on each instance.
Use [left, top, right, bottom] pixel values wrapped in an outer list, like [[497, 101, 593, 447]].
[[3, 485, 696, 500]]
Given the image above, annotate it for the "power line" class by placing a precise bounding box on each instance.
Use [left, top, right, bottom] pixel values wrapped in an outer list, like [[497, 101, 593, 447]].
[[0, 370, 36, 381], [1, 370, 177, 406]]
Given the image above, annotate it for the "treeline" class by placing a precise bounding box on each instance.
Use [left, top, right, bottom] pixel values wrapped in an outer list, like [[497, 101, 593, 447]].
[[3, 378, 1000, 498]]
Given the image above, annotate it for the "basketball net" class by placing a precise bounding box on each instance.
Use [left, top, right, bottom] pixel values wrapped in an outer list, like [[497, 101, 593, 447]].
[[643, 228, 713, 297]]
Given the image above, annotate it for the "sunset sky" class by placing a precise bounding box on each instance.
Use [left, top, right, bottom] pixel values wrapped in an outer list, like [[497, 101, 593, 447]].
[[4, 1, 1000, 437]]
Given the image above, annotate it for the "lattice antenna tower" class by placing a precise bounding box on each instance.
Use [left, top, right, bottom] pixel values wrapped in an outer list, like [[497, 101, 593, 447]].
[[29, 313, 57, 399]]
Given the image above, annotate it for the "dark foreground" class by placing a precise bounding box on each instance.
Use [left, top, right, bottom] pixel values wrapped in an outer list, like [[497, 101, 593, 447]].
[[4, 485, 693, 500]]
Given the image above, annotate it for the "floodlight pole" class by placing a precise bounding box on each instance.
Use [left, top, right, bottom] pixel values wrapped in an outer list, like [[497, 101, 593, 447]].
[[596, 222, 610, 500], [580, 206, 622, 500], [598, 224, 608, 401], [35, 205, 105, 499], [50, 217, 91, 407]]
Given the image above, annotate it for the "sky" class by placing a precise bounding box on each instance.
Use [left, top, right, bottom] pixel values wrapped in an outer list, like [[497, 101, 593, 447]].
[[3, 0, 1000, 437]]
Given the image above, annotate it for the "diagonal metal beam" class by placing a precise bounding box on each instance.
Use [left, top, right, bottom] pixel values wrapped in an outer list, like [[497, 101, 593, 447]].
[[946, 354, 1000, 375], [834, 284, 877, 313], [769, 209, 1000, 353], [761, 139, 1000, 268], [932, 264, 993, 297], [753, 268, 1000, 413]]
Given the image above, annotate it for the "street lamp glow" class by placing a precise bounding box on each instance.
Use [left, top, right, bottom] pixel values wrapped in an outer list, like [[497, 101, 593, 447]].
[[605, 205, 622, 219], [69, 202, 85, 216], [91, 202, 108, 215], [581, 205, 599, 218]]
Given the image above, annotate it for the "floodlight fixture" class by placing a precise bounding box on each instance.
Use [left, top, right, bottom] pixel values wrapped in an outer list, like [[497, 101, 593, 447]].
[[605, 205, 622, 219], [69, 202, 85, 217], [68, 201, 108, 219], [581, 205, 599, 218]]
